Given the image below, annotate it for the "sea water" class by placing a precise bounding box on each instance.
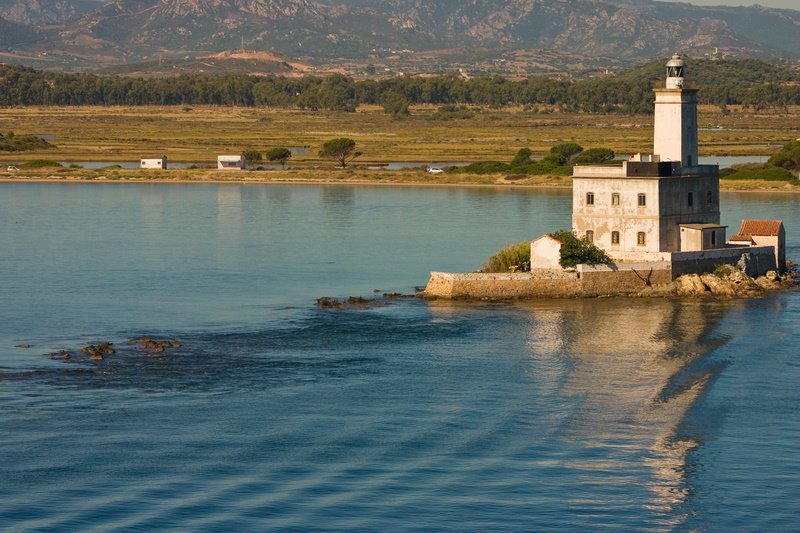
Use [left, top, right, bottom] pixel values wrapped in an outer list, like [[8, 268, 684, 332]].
[[1, 183, 798, 531]]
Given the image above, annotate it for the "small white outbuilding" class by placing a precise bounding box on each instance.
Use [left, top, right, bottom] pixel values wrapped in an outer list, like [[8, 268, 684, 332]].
[[140, 156, 168, 169], [530, 234, 563, 270], [217, 154, 245, 170]]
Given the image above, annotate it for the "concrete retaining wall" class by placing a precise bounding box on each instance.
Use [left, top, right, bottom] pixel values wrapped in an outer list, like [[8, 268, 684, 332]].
[[671, 246, 775, 278]]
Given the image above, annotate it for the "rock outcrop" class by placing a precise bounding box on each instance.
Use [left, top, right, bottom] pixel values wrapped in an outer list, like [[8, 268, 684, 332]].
[[676, 269, 792, 297]]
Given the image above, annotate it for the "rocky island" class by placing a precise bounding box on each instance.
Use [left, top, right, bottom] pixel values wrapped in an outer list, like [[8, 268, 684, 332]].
[[423, 56, 792, 301]]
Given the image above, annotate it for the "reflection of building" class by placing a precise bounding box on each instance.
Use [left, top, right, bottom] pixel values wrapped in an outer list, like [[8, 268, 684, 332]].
[[140, 155, 168, 169], [522, 298, 729, 515]]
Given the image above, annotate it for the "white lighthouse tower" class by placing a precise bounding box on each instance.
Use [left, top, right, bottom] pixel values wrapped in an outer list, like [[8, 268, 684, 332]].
[[653, 54, 699, 168]]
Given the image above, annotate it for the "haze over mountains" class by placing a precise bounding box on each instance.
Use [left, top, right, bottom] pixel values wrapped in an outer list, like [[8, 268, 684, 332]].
[[1, 0, 798, 74]]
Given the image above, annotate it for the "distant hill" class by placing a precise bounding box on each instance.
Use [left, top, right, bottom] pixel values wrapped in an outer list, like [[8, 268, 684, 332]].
[[0, 0, 98, 25], [98, 51, 321, 77], [1, 0, 799, 74]]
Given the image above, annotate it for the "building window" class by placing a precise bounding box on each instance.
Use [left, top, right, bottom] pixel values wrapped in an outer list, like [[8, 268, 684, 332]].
[[638, 193, 646, 207], [586, 192, 594, 205], [585, 230, 594, 243], [637, 232, 646, 246], [688, 191, 693, 207], [611, 193, 620, 206], [711, 231, 716, 245], [611, 231, 620, 245], [707, 191, 713, 204]]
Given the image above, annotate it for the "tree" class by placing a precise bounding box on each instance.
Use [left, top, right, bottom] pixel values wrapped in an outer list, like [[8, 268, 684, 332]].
[[266, 147, 292, 169], [549, 230, 611, 268], [383, 92, 410, 117], [320, 138, 361, 168], [243, 150, 262, 165], [549, 142, 584, 162], [510, 147, 532, 167]]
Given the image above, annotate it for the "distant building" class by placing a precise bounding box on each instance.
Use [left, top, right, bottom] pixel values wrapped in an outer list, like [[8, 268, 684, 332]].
[[141, 156, 168, 169], [217, 154, 245, 170]]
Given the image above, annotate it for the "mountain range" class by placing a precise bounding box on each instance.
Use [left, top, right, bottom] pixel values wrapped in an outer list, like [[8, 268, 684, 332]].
[[1, 0, 798, 74]]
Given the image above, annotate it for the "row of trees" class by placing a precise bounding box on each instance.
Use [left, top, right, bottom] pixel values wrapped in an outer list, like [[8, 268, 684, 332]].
[[243, 139, 361, 168], [2, 59, 799, 112]]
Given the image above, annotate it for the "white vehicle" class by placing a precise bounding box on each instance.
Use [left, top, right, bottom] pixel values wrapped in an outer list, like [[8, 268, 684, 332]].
[[7, 165, 19, 171], [427, 167, 444, 174]]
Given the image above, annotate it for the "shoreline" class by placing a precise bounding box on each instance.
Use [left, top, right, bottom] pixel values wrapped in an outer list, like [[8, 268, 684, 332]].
[[1, 172, 798, 193]]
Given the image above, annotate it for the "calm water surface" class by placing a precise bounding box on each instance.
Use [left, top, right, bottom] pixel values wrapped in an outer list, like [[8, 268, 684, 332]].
[[1, 183, 799, 531]]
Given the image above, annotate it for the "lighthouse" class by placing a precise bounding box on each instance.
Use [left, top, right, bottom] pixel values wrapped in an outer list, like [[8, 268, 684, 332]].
[[653, 54, 699, 168]]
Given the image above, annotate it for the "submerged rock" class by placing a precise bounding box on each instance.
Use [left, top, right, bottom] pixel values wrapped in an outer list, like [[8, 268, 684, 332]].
[[315, 295, 389, 308], [128, 337, 182, 352], [47, 350, 71, 360], [316, 296, 342, 308], [80, 342, 116, 360]]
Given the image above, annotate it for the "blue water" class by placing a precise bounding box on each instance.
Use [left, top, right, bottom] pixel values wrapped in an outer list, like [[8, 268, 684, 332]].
[[1, 183, 799, 531]]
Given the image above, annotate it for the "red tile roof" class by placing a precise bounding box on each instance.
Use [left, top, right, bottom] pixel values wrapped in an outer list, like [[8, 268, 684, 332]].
[[729, 234, 755, 244], [737, 219, 784, 237]]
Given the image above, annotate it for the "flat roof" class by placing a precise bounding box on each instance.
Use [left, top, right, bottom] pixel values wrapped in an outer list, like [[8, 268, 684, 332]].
[[679, 224, 726, 230]]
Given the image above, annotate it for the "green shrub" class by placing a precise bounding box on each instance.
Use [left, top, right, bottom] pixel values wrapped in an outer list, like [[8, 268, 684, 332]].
[[460, 161, 509, 174], [720, 164, 795, 181], [482, 242, 531, 273], [712, 264, 735, 278], [0, 131, 54, 152], [767, 140, 800, 170], [549, 230, 612, 268], [431, 105, 476, 120], [20, 159, 63, 169]]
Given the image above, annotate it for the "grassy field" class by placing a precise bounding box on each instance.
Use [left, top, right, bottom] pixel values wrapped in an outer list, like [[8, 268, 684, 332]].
[[0, 104, 798, 190]]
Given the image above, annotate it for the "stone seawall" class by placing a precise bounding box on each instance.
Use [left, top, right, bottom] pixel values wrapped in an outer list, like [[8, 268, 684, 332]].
[[422, 271, 581, 299], [422, 267, 672, 300], [578, 265, 673, 296]]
